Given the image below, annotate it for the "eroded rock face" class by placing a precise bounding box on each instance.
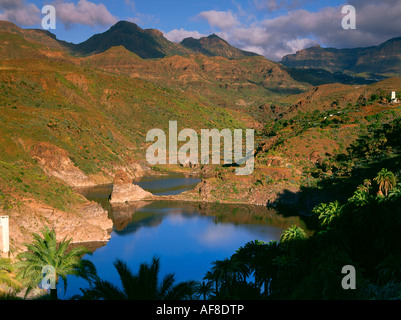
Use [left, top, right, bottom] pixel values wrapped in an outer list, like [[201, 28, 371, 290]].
[[8, 198, 113, 257], [109, 170, 153, 204], [113, 158, 149, 180], [30, 142, 97, 187]]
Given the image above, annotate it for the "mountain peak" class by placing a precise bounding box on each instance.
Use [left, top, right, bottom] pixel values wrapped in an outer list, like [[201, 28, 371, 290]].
[[207, 34, 223, 40], [111, 20, 141, 29], [181, 34, 258, 59]]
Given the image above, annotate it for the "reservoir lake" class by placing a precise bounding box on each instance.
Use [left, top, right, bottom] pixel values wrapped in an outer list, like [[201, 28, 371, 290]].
[[62, 173, 305, 299]]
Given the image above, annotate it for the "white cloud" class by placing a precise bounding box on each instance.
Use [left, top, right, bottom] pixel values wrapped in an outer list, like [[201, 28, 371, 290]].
[[51, 0, 118, 29], [197, 10, 240, 30], [0, 0, 40, 26], [164, 28, 206, 43], [254, 0, 313, 12], [124, 0, 135, 12], [128, 12, 159, 27], [191, 1, 401, 61]]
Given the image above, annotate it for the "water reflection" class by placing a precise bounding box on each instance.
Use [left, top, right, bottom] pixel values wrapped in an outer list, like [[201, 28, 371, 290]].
[[65, 174, 306, 299], [110, 200, 307, 237], [134, 173, 201, 195]]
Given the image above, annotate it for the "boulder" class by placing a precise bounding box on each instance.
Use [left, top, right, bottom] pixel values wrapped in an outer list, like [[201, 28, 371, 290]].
[[109, 171, 153, 204]]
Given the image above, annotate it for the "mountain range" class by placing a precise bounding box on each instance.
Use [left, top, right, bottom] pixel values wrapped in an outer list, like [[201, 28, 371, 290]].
[[18, 20, 259, 60], [3, 19, 401, 82], [2, 19, 401, 250], [75, 21, 258, 59], [281, 37, 401, 78]]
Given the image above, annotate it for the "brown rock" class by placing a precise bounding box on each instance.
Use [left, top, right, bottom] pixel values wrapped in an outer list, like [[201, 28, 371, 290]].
[[8, 198, 113, 257], [110, 171, 153, 204], [30, 142, 96, 187], [110, 183, 153, 203], [113, 170, 133, 185]]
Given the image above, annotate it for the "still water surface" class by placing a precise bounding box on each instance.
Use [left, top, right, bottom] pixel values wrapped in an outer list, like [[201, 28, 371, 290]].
[[62, 174, 303, 299]]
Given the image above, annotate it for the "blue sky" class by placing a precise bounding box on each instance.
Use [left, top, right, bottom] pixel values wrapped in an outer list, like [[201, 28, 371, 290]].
[[1, 0, 400, 61]]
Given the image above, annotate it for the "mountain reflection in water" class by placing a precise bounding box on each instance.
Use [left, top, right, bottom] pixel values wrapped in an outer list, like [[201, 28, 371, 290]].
[[65, 174, 306, 299]]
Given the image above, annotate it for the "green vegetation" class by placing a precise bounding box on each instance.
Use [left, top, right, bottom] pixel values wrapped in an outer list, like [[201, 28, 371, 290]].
[[0, 258, 21, 297], [0, 161, 85, 212], [15, 228, 91, 300], [195, 167, 401, 300]]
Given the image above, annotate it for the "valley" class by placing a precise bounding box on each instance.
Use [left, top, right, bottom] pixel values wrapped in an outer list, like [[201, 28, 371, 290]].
[[1, 18, 401, 301], [1, 20, 401, 253]]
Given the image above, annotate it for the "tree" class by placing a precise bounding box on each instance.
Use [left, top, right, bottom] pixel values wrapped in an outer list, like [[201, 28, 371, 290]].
[[240, 240, 281, 296], [210, 258, 237, 287], [374, 168, 396, 196], [280, 225, 307, 243], [78, 256, 197, 300], [194, 281, 213, 300], [16, 227, 91, 300], [0, 258, 21, 297], [312, 201, 343, 228], [279, 225, 307, 259], [388, 183, 401, 199], [348, 188, 370, 207], [363, 179, 372, 191]]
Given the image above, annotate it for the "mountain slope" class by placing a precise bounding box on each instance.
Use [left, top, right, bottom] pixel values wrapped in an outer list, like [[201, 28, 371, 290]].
[[81, 46, 311, 127], [0, 20, 73, 52]]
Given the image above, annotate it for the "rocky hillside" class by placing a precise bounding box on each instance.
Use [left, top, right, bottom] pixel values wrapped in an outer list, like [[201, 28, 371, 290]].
[[180, 77, 401, 212]]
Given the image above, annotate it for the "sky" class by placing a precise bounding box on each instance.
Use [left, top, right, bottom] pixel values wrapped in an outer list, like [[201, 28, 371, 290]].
[[1, 0, 401, 61]]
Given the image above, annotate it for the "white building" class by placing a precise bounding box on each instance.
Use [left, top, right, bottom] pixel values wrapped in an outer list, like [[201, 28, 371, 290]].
[[0, 216, 9, 257], [391, 91, 398, 103]]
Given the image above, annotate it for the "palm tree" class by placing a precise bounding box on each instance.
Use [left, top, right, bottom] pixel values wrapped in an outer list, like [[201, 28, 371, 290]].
[[280, 225, 307, 243], [374, 168, 397, 196], [194, 281, 213, 300], [78, 256, 197, 300], [363, 179, 372, 192], [0, 258, 22, 296], [239, 240, 281, 296], [388, 183, 401, 199], [348, 189, 370, 207], [204, 269, 219, 295], [16, 227, 91, 300], [319, 201, 343, 227], [210, 258, 236, 286], [312, 201, 343, 228]]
